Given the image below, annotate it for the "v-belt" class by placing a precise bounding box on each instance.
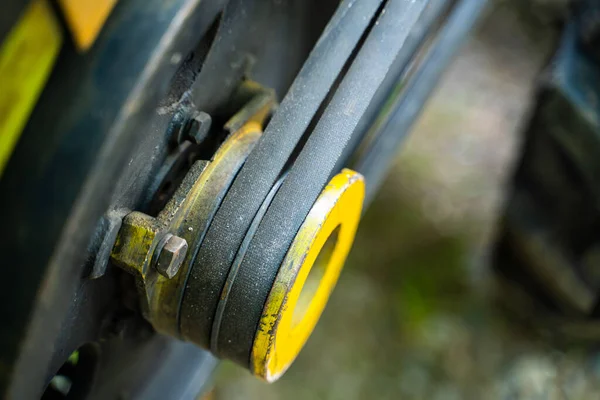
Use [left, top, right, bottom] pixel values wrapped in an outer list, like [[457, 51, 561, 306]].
[[179, 0, 441, 367]]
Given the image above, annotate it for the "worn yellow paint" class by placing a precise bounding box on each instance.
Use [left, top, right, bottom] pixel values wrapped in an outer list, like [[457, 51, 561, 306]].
[[169, 120, 262, 230], [0, 0, 61, 176], [251, 169, 365, 382], [110, 212, 162, 278], [58, 0, 118, 51], [110, 119, 265, 338], [151, 120, 263, 336]]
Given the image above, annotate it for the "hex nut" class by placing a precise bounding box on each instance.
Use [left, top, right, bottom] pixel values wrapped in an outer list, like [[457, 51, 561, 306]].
[[154, 234, 188, 279], [187, 111, 212, 144]]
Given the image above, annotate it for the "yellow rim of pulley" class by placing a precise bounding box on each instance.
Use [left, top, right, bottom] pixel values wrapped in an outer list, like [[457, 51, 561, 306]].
[[251, 168, 365, 382]]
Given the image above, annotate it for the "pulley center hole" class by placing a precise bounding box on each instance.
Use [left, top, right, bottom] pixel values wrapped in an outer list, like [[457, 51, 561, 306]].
[[292, 226, 341, 327]]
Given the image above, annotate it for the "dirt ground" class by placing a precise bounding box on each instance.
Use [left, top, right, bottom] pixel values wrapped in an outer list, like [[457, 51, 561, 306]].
[[213, 2, 600, 399]]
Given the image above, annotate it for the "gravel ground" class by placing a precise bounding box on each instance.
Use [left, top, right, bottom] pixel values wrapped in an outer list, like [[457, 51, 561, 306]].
[[212, 2, 600, 399]]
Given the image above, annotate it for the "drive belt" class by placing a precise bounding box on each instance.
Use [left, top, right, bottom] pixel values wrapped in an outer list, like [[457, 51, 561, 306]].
[[181, 0, 433, 366], [179, 0, 387, 349], [178, 0, 484, 368], [213, 0, 430, 365]]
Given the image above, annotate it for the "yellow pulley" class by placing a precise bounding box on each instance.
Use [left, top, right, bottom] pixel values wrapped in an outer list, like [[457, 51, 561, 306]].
[[251, 168, 365, 381]]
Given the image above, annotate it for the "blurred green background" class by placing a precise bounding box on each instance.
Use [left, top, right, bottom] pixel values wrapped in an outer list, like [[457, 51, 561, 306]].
[[212, 1, 600, 399]]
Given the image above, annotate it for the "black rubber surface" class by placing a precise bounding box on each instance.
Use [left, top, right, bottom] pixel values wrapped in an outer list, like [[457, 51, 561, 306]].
[[210, 174, 287, 356], [216, 0, 429, 365], [336, 0, 452, 173], [356, 0, 488, 202], [179, 0, 385, 349]]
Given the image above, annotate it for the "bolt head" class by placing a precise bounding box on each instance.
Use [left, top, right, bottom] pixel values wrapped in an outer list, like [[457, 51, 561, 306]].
[[155, 235, 188, 279], [187, 111, 212, 144]]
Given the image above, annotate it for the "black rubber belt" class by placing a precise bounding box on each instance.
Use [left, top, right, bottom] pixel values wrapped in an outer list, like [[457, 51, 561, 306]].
[[356, 0, 488, 203], [216, 0, 429, 365], [179, 0, 385, 348], [336, 0, 452, 173], [210, 174, 287, 355]]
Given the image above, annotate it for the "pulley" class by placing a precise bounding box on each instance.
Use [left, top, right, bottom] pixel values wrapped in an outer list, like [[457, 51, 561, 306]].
[[107, 0, 486, 380], [110, 88, 365, 379], [251, 169, 363, 381]]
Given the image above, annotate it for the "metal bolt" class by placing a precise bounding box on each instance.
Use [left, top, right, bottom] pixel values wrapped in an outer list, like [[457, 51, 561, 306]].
[[167, 110, 212, 146], [186, 111, 212, 144], [154, 234, 188, 279]]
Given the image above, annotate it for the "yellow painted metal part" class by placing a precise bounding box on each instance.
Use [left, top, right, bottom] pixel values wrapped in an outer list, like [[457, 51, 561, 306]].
[[110, 80, 274, 340], [110, 120, 264, 337], [0, 0, 61, 176], [150, 120, 263, 336], [251, 169, 365, 382], [58, 0, 118, 51]]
